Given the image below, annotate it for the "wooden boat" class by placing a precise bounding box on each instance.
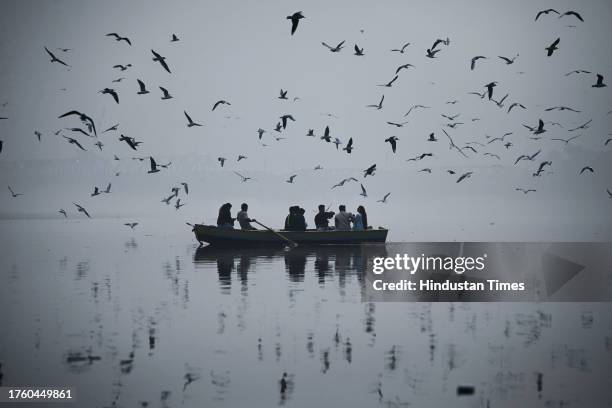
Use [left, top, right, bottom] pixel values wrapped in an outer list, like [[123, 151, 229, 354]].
[[193, 224, 388, 247]]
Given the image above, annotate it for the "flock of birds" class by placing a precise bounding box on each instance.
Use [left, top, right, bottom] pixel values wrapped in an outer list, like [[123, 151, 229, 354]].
[[1, 6, 612, 225]]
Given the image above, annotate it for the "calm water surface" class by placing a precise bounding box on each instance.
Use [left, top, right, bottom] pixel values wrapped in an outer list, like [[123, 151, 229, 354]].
[[0, 219, 611, 408]]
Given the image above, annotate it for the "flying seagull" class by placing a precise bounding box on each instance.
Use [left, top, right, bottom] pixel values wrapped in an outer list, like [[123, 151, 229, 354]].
[[568, 119, 592, 132], [523, 119, 546, 134], [286, 175, 297, 183], [535, 9, 559, 20], [322, 40, 345, 52], [148, 157, 160, 174], [533, 161, 552, 177], [363, 164, 377, 178], [515, 188, 536, 194], [106, 33, 132, 45], [320, 126, 331, 142], [579, 166, 594, 175], [287, 12, 305, 35], [103, 124, 119, 133], [62, 136, 86, 151], [119, 134, 140, 150], [442, 129, 468, 158], [498, 54, 518, 64], [181, 182, 189, 194], [395, 63, 414, 74], [171, 34, 180, 42], [456, 172, 473, 183], [237, 155, 247, 161], [565, 69, 591, 76], [545, 106, 580, 112], [559, 11, 584, 22], [124, 222, 138, 229], [406, 152, 433, 161], [73, 202, 91, 218], [234, 171, 252, 182], [258, 128, 266, 139], [354, 45, 365, 56], [391, 42, 410, 53], [137, 79, 149, 94], [218, 157, 226, 167], [507, 102, 526, 113], [484, 82, 497, 100], [343, 138, 354, 154], [99, 88, 119, 104], [366, 95, 384, 110], [514, 149, 541, 165], [44, 47, 69, 66], [425, 48, 440, 58], [279, 89, 288, 99], [159, 87, 173, 99], [378, 75, 399, 87], [470, 56, 487, 70], [212, 100, 231, 111], [58, 110, 96, 136], [377, 193, 391, 203], [113, 64, 132, 71], [59, 209, 67, 217], [592, 74, 606, 88], [359, 184, 367, 197], [551, 135, 581, 144], [385, 136, 399, 153], [184, 111, 202, 127], [545, 38, 560, 57]]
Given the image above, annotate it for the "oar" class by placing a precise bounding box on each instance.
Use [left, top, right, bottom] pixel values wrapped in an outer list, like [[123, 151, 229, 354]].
[[253, 220, 298, 248]]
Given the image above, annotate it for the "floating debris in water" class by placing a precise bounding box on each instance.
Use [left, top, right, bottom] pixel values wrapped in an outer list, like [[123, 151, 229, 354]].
[[457, 385, 475, 395]]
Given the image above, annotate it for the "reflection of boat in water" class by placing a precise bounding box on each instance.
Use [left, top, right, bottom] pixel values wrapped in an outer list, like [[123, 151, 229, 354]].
[[193, 224, 388, 247], [194, 244, 378, 286]]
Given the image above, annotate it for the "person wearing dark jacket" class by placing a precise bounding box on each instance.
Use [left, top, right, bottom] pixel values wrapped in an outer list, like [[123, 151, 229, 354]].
[[294, 207, 307, 231], [217, 203, 235, 228], [314, 204, 335, 230]]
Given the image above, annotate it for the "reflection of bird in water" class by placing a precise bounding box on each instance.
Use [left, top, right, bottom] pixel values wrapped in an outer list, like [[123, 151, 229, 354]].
[[8, 185, 23, 197], [183, 371, 200, 391], [280, 372, 287, 394]]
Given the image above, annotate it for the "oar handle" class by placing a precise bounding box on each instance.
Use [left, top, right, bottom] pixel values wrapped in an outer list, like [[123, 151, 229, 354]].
[[253, 220, 298, 248]]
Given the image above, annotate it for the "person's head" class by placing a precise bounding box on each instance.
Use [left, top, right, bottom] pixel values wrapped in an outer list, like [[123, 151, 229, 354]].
[[226, 202, 232, 209], [339, 205, 346, 212], [241, 203, 248, 211], [318, 204, 325, 212], [299, 207, 305, 215], [357, 205, 366, 215]]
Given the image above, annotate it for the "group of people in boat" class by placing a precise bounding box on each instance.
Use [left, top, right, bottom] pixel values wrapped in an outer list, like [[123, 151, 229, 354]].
[[216, 203, 369, 231]]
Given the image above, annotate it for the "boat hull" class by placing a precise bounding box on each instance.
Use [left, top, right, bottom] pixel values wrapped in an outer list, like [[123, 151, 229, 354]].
[[193, 224, 388, 247]]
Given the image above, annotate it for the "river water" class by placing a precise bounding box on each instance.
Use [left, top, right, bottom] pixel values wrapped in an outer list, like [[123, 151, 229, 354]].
[[0, 219, 610, 407]]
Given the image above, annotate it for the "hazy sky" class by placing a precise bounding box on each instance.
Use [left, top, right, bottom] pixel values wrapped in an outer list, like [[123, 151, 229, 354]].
[[0, 0, 611, 238]]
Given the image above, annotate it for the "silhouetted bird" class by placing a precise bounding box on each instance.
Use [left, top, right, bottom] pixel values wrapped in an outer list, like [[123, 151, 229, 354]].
[[44, 47, 69, 66], [137, 79, 149, 94], [545, 38, 560, 56], [287, 12, 305, 35], [106, 33, 132, 45]]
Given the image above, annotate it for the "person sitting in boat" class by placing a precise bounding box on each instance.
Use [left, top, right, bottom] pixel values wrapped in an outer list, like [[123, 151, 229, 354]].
[[284, 206, 296, 230], [314, 204, 335, 230], [334, 205, 354, 231], [236, 203, 257, 230], [353, 205, 368, 230], [294, 207, 307, 231], [216, 203, 235, 228]]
